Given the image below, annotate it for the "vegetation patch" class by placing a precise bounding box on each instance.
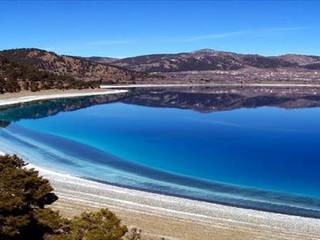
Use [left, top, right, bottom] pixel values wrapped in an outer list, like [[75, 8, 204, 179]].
[[0, 154, 141, 240]]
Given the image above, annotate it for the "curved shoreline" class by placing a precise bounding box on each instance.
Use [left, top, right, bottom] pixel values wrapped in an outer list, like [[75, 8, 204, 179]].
[[29, 164, 320, 240], [1, 149, 318, 240], [1, 149, 320, 240], [1, 90, 320, 239], [2, 122, 320, 219]]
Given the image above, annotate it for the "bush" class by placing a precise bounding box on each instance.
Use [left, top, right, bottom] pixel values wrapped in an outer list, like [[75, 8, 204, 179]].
[[0, 154, 59, 239], [0, 155, 128, 240], [49, 209, 128, 240]]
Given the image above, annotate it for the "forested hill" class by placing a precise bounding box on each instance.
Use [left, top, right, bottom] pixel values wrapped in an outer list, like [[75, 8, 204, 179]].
[[0, 54, 97, 93], [1, 48, 153, 85]]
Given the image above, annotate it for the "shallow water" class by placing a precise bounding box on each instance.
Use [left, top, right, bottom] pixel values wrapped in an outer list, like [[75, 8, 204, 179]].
[[1, 89, 320, 217]]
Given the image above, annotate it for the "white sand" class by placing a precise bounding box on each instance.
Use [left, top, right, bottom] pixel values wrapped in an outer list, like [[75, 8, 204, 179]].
[[2, 149, 320, 240], [1, 145, 320, 240], [34, 165, 320, 240], [0, 89, 128, 107]]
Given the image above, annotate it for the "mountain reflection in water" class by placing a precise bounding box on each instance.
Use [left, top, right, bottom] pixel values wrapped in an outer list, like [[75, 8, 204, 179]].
[[1, 87, 320, 124]]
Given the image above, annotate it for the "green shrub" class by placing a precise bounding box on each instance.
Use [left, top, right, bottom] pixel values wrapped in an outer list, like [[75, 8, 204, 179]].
[[0, 155, 128, 240]]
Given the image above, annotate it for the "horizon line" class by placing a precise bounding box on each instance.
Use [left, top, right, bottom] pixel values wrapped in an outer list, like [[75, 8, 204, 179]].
[[0, 47, 319, 59]]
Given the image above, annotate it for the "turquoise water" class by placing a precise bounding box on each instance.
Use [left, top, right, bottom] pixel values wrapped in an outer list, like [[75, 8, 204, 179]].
[[1, 94, 320, 217]]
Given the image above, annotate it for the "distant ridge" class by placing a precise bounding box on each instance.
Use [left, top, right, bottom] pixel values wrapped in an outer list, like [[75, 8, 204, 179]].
[[0, 48, 152, 84], [111, 48, 320, 73], [1, 47, 320, 91]]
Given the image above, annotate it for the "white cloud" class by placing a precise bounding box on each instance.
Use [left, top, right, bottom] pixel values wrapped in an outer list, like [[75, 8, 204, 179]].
[[185, 26, 311, 42], [186, 30, 251, 41]]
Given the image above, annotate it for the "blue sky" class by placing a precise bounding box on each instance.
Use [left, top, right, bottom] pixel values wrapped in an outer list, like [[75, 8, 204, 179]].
[[0, 1, 319, 57]]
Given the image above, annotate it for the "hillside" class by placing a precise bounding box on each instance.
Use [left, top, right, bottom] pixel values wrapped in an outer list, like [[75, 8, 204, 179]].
[[0, 54, 97, 93], [113, 49, 320, 73], [1, 48, 320, 90], [108, 49, 320, 84], [278, 54, 320, 66], [0, 48, 154, 85]]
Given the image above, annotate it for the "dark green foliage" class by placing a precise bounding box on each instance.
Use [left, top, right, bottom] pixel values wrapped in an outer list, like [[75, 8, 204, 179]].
[[0, 155, 129, 240], [0, 154, 60, 239], [0, 54, 99, 94], [48, 209, 128, 240]]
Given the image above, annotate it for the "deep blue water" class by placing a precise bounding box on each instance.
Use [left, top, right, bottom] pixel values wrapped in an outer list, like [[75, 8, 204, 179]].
[[1, 95, 320, 217]]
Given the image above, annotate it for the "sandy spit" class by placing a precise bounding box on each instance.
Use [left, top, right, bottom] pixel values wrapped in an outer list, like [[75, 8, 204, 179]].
[[0, 89, 128, 107]]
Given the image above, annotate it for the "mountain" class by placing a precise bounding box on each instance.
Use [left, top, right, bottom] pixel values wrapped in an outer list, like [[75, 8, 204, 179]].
[[110, 49, 320, 84], [113, 49, 320, 73], [278, 54, 320, 65], [278, 54, 320, 70], [1, 48, 320, 92], [0, 54, 97, 93], [0, 48, 154, 84]]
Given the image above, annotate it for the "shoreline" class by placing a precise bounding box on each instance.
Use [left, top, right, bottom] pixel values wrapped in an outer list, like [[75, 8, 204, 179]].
[[0, 89, 128, 108], [1, 83, 319, 109], [1, 149, 320, 240], [100, 82, 320, 89], [20, 163, 320, 240]]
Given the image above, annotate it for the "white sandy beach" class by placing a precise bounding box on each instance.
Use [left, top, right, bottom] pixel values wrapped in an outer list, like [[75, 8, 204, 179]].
[[1, 150, 320, 240], [1, 90, 320, 240], [1, 152, 320, 240], [0, 89, 128, 108], [4, 162, 320, 240]]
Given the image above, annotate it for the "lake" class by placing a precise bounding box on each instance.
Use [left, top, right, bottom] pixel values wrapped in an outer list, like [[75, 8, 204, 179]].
[[1, 87, 320, 217]]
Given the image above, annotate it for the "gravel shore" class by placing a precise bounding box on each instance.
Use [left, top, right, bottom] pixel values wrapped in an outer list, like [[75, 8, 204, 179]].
[[36, 166, 320, 240]]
